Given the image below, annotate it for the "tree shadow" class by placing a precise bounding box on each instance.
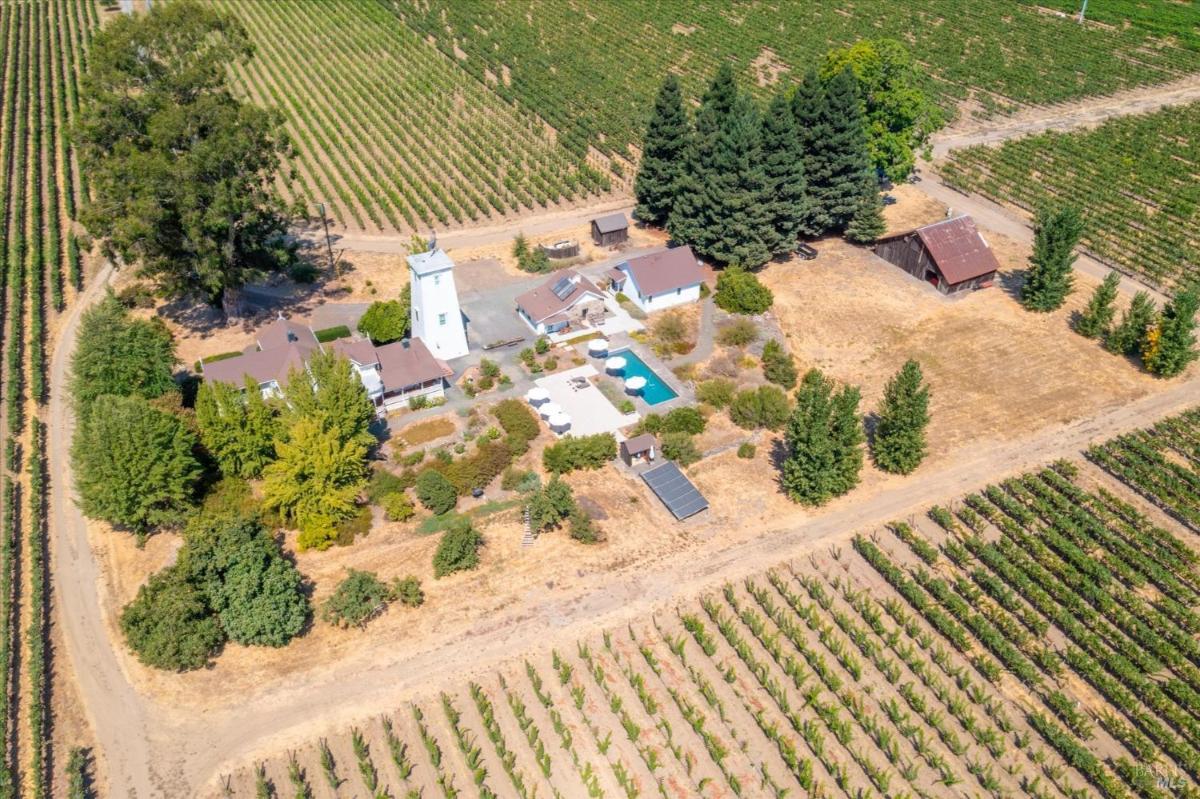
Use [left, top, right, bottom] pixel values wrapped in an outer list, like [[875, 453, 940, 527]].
[[997, 270, 1027, 303]]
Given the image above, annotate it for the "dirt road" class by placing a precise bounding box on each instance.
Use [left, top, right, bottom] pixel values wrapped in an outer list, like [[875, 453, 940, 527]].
[[929, 73, 1200, 158]]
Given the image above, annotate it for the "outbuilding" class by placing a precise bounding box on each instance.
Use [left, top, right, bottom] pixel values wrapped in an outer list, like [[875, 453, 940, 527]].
[[620, 433, 657, 466], [873, 216, 1000, 295], [515, 271, 607, 335], [591, 212, 629, 247], [613, 245, 705, 314]]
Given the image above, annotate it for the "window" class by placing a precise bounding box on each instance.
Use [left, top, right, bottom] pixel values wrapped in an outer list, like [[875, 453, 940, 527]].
[[414, 309, 419, 321], [434, 274, 441, 286], [438, 312, 447, 326], [676, 287, 681, 295]]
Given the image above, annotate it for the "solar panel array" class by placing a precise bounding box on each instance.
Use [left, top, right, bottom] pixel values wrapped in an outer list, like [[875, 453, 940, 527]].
[[551, 276, 575, 300], [641, 461, 709, 520]]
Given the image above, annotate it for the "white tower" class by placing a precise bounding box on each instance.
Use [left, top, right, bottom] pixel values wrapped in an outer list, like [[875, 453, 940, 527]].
[[407, 247, 469, 360]]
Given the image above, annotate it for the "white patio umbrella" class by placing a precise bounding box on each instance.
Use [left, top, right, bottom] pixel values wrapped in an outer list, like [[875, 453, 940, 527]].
[[548, 413, 572, 433], [538, 401, 563, 419], [604, 355, 627, 374], [624, 376, 647, 394], [526, 387, 550, 406], [588, 338, 610, 357]]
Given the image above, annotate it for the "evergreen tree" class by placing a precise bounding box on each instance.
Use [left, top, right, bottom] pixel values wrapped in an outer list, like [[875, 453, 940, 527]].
[[195, 377, 280, 479], [845, 192, 886, 244], [261, 417, 368, 550], [633, 74, 689, 226], [873, 359, 931, 475], [72, 394, 201, 536], [793, 68, 877, 237], [70, 293, 178, 415], [780, 369, 862, 505], [1106, 291, 1156, 356], [1074, 271, 1121, 339], [668, 65, 773, 267], [1021, 206, 1084, 312], [759, 90, 809, 256], [1144, 285, 1199, 378]]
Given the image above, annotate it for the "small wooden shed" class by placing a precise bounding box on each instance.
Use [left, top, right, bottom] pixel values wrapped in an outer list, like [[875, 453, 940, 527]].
[[620, 433, 657, 466], [874, 216, 1000, 295], [591, 212, 629, 247]]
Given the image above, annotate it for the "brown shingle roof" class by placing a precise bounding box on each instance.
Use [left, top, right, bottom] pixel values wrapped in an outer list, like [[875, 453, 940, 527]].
[[622, 433, 656, 456], [879, 216, 1000, 285], [621, 246, 704, 297], [330, 337, 380, 367], [202, 343, 310, 387], [515, 271, 604, 324], [376, 338, 452, 394]]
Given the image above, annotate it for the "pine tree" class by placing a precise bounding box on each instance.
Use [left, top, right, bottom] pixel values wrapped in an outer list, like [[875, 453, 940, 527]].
[[668, 65, 773, 268], [794, 68, 877, 237], [873, 359, 930, 475], [634, 74, 690, 226], [845, 192, 886, 244], [1074, 271, 1121, 339], [759, 90, 808, 257], [1144, 285, 1199, 378], [1021, 206, 1084, 312], [1106, 290, 1156, 356], [781, 369, 863, 505]]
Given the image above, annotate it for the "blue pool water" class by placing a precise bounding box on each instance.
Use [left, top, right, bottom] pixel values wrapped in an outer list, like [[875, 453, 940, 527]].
[[614, 348, 678, 405]]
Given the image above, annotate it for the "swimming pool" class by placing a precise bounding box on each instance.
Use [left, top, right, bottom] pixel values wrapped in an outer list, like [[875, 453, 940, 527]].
[[613, 348, 678, 406]]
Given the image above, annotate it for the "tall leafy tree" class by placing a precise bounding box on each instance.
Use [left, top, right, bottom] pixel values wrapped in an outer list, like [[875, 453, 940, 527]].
[[69, 294, 177, 414], [794, 68, 878, 238], [668, 65, 774, 267], [1022, 206, 1084, 312], [180, 515, 309, 647], [281, 351, 375, 448], [72, 394, 201, 536], [1144, 285, 1199, 378], [873, 359, 931, 475], [76, 1, 296, 315], [357, 297, 409, 344], [780, 369, 862, 504], [1106, 291, 1156, 356], [120, 567, 224, 671], [759, 90, 809, 256], [821, 39, 944, 180], [261, 417, 368, 550], [633, 74, 689, 226], [1074, 271, 1121, 339], [195, 377, 280, 479]]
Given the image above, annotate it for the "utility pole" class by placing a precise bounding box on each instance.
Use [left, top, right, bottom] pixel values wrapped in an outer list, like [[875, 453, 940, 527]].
[[1078, 0, 1088, 22], [316, 202, 336, 276]]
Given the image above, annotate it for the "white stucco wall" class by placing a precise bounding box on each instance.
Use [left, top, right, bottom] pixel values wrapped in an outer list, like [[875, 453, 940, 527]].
[[629, 282, 702, 313], [410, 259, 470, 360]]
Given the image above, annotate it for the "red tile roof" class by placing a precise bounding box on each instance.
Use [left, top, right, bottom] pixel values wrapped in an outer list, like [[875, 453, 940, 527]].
[[621, 246, 704, 297]]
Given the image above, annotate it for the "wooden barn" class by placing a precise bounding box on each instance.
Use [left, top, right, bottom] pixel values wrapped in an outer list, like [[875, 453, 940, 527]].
[[874, 216, 1000, 295], [591, 212, 629, 247]]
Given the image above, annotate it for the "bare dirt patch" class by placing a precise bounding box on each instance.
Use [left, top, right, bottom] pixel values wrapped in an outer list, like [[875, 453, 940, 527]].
[[396, 416, 458, 447], [750, 47, 789, 87]]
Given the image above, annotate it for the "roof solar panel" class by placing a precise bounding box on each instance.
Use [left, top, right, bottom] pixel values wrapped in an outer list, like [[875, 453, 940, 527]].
[[550, 276, 575, 300], [642, 461, 709, 520]]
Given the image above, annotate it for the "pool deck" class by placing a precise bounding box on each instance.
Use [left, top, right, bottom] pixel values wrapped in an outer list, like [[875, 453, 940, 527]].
[[534, 365, 640, 438]]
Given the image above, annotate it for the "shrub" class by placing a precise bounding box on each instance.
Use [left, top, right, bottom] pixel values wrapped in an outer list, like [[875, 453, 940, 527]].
[[502, 467, 539, 492], [543, 356, 559, 371], [367, 468, 408, 503], [535, 337, 550, 355], [313, 325, 352, 344], [662, 432, 701, 466], [716, 318, 759, 347], [357, 300, 409, 344], [433, 518, 483, 577], [653, 312, 688, 346], [543, 433, 617, 474], [479, 358, 501, 378], [714, 267, 773, 315], [494, 398, 539, 443], [618, 399, 636, 414], [381, 492, 415, 521], [401, 449, 426, 467], [729, 385, 790, 430], [663, 406, 706, 435], [333, 505, 373, 547], [695, 378, 736, 409], [737, 442, 757, 459], [528, 477, 577, 533], [761, 339, 798, 389], [120, 566, 224, 671], [408, 394, 429, 410], [322, 570, 392, 628], [569, 508, 600, 544], [416, 470, 458, 514], [116, 282, 156, 309], [392, 576, 425, 607]]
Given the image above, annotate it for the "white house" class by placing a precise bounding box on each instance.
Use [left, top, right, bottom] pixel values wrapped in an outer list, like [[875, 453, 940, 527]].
[[515, 271, 607, 335], [408, 246, 470, 360], [608, 246, 705, 313], [200, 315, 452, 415]]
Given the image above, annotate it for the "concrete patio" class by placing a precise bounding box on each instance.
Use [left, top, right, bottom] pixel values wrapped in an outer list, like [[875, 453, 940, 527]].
[[533, 364, 639, 438]]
